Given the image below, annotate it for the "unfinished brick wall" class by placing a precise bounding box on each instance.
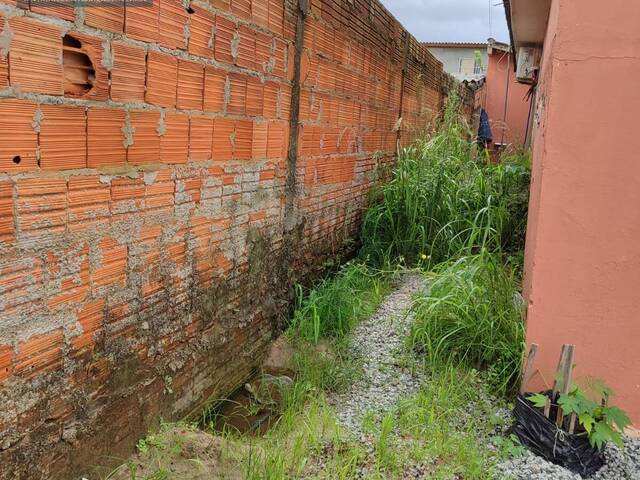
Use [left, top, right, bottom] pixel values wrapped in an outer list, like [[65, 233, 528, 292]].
[[0, 0, 472, 478]]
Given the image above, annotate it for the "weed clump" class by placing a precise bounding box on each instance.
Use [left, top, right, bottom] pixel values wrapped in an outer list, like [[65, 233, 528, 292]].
[[289, 262, 391, 344], [356, 95, 530, 397], [410, 252, 526, 396], [360, 98, 530, 270]]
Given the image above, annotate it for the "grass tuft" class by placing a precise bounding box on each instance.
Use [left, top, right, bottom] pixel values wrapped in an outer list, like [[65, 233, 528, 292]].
[[360, 97, 530, 270], [289, 262, 392, 344], [410, 252, 526, 396]]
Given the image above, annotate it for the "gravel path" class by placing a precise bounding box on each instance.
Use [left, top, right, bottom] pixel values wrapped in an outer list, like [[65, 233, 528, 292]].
[[323, 272, 640, 480], [329, 273, 426, 436], [498, 437, 640, 480]]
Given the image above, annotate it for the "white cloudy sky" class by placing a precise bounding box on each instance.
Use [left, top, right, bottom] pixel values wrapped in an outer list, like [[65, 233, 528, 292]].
[[379, 0, 510, 43]]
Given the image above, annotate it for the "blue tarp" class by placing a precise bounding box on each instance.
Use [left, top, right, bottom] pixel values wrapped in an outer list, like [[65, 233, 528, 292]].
[[478, 108, 493, 143]]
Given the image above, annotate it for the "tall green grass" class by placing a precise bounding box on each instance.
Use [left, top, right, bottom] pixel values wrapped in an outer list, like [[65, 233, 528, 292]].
[[291, 96, 530, 395], [289, 262, 391, 344], [360, 98, 530, 269], [410, 252, 526, 396], [358, 96, 531, 396]]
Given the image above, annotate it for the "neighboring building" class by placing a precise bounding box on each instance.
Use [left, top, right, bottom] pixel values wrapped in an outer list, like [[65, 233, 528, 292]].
[[426, 39, 531, 147], [508, 0, 640, 424], [424, 42, 488, 82], [482, 38, 531, 147]]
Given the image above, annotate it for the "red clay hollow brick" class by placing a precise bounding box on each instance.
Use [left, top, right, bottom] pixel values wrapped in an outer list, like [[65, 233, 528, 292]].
[[0, 99, 38, 173], [0, 181, 14, 244], [189, 115, 213, 161], [125, 0, 159, 43], [215, 15, 236, 64], [39, 104, 87, 171], [0, 16, 8, 89], [87, 108, 127, 168], [10, 17, 64, 95], [62, 32, 109, 101], [0, 345, 13, 383], [234, 119, 253, 160], [203, 66, 227, 113], [30, 0, 74, 22], [236, 25, 255, 70], [226, 73, 247, 115], [15, 329, 64, 379], [110, 42, 147, 102], [231, 0, 251, 20], [71, 298, 106, 357], [252, 0, 268, 27], [246, 76, 264, 117], [160, 112, 189, 164], [159, 0, 189, 50], [251, 120, 268, 160], [177, 60, 204, 110], [84, 0, 125, 33], [268, 0, 284, 36], [188, 6, 215, 58], [212, 118, 234, 160], [146, 51, 178, 108], [127, 110, 161, 165]]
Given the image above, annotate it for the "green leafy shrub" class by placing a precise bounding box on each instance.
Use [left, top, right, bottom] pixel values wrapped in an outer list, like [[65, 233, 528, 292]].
[[528, 384, 631, 450], [289, 262, 391, 343], [410, 252, 526, 396]]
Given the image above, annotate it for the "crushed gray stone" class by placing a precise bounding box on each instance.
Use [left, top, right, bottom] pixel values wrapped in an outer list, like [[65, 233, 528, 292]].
[[319, 272, 640, 480], [329, 273, 426, 436], [497, 436, 640, 479]]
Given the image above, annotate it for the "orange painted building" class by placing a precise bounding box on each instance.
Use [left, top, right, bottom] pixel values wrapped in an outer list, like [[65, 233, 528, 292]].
[[507, 0, 640, 424], [483, 39, 531, 147]]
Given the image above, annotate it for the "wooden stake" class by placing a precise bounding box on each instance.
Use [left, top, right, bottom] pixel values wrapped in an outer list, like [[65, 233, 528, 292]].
[[544, 345, 569, 418], [520, 343, 538, 394], [568, 413, 577, 434], [543, 397, 551, 418], [556, 344, 575, 428]]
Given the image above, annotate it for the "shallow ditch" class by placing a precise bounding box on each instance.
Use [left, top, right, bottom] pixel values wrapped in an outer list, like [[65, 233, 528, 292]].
[[204, 367, 296, 436]]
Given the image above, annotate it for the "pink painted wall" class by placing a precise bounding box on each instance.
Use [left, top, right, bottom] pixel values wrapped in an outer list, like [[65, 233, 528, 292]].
[[523, 0, 640, 424], [484, 48, 531, 146]]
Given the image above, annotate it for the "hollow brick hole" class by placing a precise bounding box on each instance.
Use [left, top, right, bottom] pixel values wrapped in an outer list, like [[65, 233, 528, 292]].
[[62, 35, 95, 97]]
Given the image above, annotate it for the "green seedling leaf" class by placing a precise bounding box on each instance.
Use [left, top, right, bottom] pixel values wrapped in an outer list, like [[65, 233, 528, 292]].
[[558, 393, 580, 415], [554, 381, 631, 449], [610, 429, 625, 448], [588, 378, 615, 399], [527, 393, 548, 409], [594, 421, 623, 449], [578, 413, 595, 434], [604, 406, 631, 432]]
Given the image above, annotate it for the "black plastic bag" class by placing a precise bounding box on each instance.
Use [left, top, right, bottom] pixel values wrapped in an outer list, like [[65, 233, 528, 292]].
[[513, 393, 605, 477]]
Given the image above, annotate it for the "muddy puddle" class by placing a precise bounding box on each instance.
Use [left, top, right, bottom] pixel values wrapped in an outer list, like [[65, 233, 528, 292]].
[[204, 367, 295, 436]]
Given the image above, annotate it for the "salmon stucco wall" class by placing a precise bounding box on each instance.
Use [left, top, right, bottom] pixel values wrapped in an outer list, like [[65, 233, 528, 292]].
[[0, 0, 473, 478], [523, 0, 640, 424], [483, 47, 531, 146]]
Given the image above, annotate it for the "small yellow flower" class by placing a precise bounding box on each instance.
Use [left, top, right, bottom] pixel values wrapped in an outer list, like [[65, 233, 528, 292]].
[[420, 254, 428, 260]]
